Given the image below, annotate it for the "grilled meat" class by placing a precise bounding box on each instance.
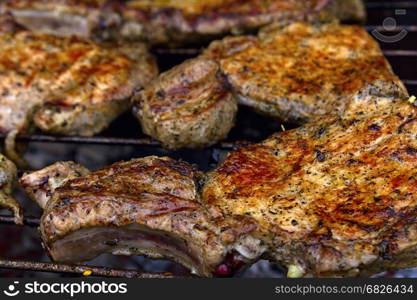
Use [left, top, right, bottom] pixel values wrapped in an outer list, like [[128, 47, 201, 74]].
[[133, 22, 405, 150], [33, 41, 157, 136], [0, 154, 22, 224], [20, 161, 90, 210], [20, 85, 417, 277], [21, 157, 264, 277], [2, 0, 366, 46], [133, 58, 237, 150], [202, 84, 417, 277], [0, 30, 157, 163], [209, 22, 408, 124]]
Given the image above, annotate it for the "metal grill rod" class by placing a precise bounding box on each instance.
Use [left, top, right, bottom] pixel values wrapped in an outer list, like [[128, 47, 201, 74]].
[[0, 215, 39, 227], [154, 48, 417, 57], [365, 1, 417, 9], [0, 259, 186, 278], [0, 134, 248, 150]]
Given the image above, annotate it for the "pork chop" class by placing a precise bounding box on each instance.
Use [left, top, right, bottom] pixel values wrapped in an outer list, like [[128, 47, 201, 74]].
[[20, 157, 264, 277], [210, 22, 408, 124], [2, 0, 366, 46], [133, 58, 237, 150], [0, 30, 157, 163], [202, 84, 417, 277]]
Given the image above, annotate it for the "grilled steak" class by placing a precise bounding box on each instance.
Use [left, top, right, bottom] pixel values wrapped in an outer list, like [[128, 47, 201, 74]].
[[208, 22, 408, 124], [0, 154, 22, 224], [0, 30, 157, 163], [2, 0, 366, 46], [21, 157, 264, 277], [133, 58, 237, 150], [202, 84, 417, 277]]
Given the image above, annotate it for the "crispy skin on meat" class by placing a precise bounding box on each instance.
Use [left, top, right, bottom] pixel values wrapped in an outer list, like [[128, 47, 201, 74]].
[[21, 157, 264, 276], [214, 22, 408, 124], [2, 0, 366, 46], [0, 154, 22, 224], [133, 58, 237, 150], [202, 84, 417, 277], [0, 30, 157, 163]]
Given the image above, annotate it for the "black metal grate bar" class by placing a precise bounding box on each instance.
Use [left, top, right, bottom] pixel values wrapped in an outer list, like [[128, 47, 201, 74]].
[[365, 1, 417, 9], [0, 134, 246, 150], [0, 215, 39, 227], [155, 48, 417, 57], [0, 259, 186, 278]]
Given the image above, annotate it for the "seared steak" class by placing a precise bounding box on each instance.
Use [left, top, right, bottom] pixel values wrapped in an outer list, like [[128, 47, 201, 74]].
[[202, 84, 417, 277], [133, 58, 237, 150], [2, 0, 366, 46], [0, 30, 157, 163], [21, 157, 264, 277], [209, 22, 408, 124], [0, 154, 22, 224]]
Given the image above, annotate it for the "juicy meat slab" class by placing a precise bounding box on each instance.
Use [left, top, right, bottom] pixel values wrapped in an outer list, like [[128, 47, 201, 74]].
[[133, 58, 237, 150], [211, 22, 408, 124], [0, 154, 22, 224], [2, 0, 366, 46], [21, 157, 264, 276], [202, 84, 417, 277], [33, 41, 158, 136], [0, 30, 157, 162], [134, 22, 405, 150]]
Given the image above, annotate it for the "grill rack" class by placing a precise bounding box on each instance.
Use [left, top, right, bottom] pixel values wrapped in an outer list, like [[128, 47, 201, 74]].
[[0, 0, 417, 279]]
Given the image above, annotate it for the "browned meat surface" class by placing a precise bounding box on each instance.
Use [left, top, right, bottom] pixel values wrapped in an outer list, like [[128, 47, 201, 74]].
[[208, 22, 408, 124], [20, 161, 90, 210], [33, 41, 158, 136], [133, 58, 237, 150], [0, 154, 22, 224], [21, 157, 264, 277], [202, 84, 417, 277], [133, 22, 405, 150], [0, 30, 157, 163], [2, 0, 366, 46], [21, 87, 417, 277]]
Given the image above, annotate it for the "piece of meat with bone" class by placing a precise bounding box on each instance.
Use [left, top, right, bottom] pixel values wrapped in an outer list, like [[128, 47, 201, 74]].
[[206, 22, 408, 124], [133, 58, 237, 150], [202, 83, 417, 277], [0, 30, 157, 165], [0, 154, 22, 224], [2, 0, 366, 46], [20, 157, 265, 277]]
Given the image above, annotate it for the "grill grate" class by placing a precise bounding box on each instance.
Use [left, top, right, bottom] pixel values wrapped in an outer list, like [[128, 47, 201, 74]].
[[0, 0, 416, 278]]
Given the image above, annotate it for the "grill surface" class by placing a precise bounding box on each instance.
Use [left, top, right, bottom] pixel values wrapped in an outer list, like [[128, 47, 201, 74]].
[[0, 0, 416, 278]]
